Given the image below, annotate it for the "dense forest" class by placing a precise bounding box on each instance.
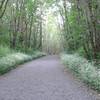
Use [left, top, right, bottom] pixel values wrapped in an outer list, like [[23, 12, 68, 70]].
[[0, 0, 100, 60]]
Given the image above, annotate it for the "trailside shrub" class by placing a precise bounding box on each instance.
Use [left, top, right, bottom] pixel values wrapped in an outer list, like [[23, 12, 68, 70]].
[[0, 53, 32, 74], [0, 46, 13, 57], [0, 52, 46, 74], [61, 54, 100, 91]]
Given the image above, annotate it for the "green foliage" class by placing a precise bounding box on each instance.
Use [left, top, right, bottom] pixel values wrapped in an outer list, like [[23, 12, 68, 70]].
[[0, 46, 13, 57], [0, 51, 45, 75], [76, 47, 85, 56], [61, 54, 100, 91], [0, 45, 45, 75], [0, 53, 32, 74], [0, 25, 10, 45]]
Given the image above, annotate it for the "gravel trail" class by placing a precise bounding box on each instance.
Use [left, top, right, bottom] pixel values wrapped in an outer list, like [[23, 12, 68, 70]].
[[0, 56, 99, 100]]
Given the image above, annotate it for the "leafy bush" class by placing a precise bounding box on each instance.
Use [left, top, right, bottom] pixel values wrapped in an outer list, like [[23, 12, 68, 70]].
[[61, 54, 100, 91], [0, 52, 46, 74], [0, 46, 13, 57], [77, 47, 85, 56], [0, 53, 32, 74]]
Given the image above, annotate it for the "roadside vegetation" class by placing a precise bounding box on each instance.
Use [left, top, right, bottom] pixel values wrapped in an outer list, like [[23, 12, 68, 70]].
[[59, 0, 100, 92], [61, 54, 100, 91], [0, 46, 45, 75]]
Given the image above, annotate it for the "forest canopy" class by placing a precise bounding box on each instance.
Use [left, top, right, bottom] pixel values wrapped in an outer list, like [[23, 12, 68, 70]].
[[0, 0, 100, 60]]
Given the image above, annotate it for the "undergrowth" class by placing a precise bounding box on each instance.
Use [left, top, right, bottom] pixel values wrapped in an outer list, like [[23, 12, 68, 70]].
[[61, 54, 100, 91], [0, 46, 46, 75], [0, 46, 13, 57]]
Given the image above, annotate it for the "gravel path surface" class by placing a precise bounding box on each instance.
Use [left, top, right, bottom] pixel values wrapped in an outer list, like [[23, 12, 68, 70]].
[[0, 55, 99, 100]]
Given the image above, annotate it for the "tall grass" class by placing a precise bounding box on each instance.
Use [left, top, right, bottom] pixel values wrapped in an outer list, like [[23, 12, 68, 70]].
[[61, 54, 100, 91]]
